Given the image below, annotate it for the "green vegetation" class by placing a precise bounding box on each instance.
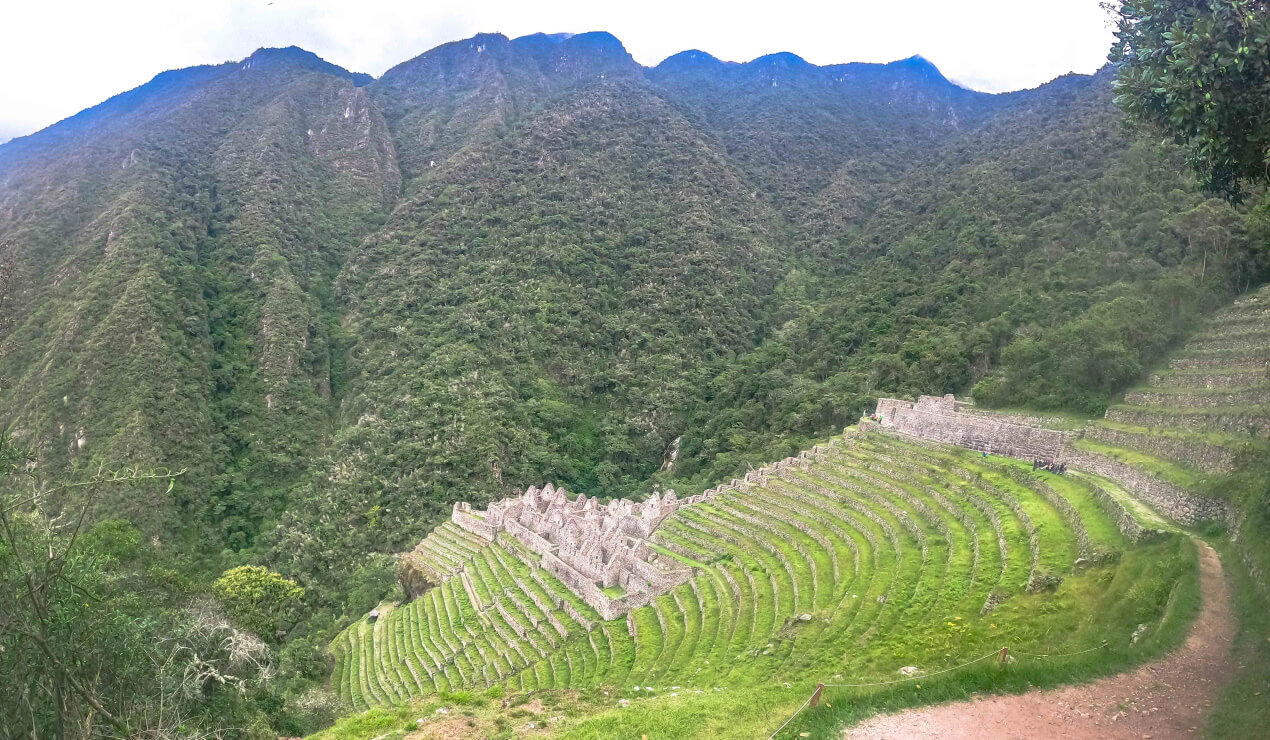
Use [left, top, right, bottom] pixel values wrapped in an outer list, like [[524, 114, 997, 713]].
[[1110, 0, 1270, 201], [1071, 286, 1270, 735], [1074, 438, 1207, 489], [213, 565, 306, 639], [0, 434, 288, 737], [326, 431, 1196, 737], [2, 23, 1269, 739]]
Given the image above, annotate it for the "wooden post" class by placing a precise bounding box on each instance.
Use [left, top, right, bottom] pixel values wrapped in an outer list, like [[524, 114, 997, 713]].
[[998, 646, 1009, 666], [809, 683, 825, 708]]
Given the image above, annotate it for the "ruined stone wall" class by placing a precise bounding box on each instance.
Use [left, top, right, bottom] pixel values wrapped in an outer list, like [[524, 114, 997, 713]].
[[875, 395, 1074, 461], [1083, 425, 1241, 474], [1105, 406, 1270, 436], [871, 394, 1236, 527], [1124, 387, 1270, 409], [1061, 448, 1233, 525], [541, 550, 616, 619], [452, 504, 497, 540], [1149, 369, 1267, 388], [447, 486, 698, 620], [1077, 477, 1167, 544], [628, 555, 689, 591], [504, 518, 555, 558]]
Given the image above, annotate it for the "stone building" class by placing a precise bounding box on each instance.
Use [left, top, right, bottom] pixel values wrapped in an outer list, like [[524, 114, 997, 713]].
[[451, 484, 692, 620], [413, 438, 846, 620]]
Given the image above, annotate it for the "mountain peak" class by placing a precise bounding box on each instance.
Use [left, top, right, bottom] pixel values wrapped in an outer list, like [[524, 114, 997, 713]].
[[748, 51, 812, 69], [883, 54, 952, 84], [240, 46, 368, 83], [512, 31, 575, 46], [655, 49, 729, 72]]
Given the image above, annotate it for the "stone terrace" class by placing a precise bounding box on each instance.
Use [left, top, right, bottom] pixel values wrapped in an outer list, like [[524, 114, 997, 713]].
[[875, 394, 1074, 461]]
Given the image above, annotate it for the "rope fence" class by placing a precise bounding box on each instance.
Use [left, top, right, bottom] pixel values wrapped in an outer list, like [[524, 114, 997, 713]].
[[766, 641, 1110, 738]]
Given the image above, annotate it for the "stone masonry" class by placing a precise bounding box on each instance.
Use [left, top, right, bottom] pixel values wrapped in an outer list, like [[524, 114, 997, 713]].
[[872, 394, 1234, 526], [452, 484, 693, 620], [431, 441, 846, 621], [875, 394, 1074, 461]]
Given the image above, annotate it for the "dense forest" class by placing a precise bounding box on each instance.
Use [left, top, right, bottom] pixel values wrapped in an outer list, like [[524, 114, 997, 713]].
[[1, 26, 1267, 737]]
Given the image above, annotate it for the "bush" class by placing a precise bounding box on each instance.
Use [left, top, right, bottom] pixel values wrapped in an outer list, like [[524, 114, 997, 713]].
[[213, 565, 305, 639]]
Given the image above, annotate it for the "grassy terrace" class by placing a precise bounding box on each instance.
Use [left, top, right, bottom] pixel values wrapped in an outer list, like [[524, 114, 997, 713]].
[[324, 430, 1199, 738], [329, 282, 1270, 735]]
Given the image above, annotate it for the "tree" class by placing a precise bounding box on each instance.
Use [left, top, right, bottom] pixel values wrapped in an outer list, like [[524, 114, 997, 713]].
[[1171, 198, 1249, 281], [212, 565, 305, 639], [0, 434, 188, 738], [1108, 0, 1270, 201]]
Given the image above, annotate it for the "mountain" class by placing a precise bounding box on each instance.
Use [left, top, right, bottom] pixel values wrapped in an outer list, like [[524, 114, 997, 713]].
[[0, 32, 1261, 702]]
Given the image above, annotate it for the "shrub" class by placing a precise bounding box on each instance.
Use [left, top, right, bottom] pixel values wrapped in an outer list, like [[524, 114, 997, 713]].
[[213, 565, 305, 639]]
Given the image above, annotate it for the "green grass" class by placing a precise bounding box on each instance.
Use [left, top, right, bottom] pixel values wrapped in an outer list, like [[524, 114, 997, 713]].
[[1073, 438, 1208, 490], [648, 541, 710, 569], [319, 431, 1204, 738], [1092, 418, 1268, 451], [1209, 535, 1270, 738]]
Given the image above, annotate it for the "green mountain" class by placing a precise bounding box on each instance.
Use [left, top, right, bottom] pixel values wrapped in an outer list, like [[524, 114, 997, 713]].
[[1, 30, 1265, 736]]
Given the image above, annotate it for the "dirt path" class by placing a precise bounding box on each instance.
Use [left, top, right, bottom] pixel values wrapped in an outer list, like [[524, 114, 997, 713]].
[[845, 540, 1235, 739]]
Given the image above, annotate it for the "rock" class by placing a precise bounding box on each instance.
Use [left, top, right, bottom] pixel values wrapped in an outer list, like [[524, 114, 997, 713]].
[[1131, 623, 1149, 644], [899, 666, 922, 677], [1074, 557, 1088, 568], [798, 613, 812, 621], [435, 707, 448, 715], [368, 609, 380, 622]]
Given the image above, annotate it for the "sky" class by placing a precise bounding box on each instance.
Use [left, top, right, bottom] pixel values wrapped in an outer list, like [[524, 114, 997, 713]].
[[0, 0, 1118, 144]]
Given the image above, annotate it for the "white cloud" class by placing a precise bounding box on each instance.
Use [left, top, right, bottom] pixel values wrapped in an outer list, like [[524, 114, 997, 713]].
[[0, 0, 1117, 143]]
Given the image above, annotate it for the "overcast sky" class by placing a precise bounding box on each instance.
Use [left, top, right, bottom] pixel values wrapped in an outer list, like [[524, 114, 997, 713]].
[[0, 0, 1118, 144]]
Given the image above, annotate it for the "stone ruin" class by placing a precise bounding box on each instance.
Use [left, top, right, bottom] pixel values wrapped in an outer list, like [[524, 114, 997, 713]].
[[873, 394, 1074, 462], [870, 394, 1233, 527], [451, 484, 693, 620], [431, 440, 848, 620]]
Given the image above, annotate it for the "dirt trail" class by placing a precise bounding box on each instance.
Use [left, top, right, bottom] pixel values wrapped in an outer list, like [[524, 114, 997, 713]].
[[845, 540, 1235, 739]]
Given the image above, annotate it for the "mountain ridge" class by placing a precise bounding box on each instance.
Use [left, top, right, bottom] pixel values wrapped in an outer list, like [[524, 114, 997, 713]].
[[2, 33, 1261, 739], [3, 33, 1077, 154]]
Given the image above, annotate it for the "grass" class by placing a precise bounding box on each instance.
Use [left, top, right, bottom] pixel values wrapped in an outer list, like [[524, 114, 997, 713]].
[[1094, 417, 1255, 445], [1209, 535, 1270, 737], [319, 431, 1204, 738], [648, 541, 709, 569], [1073, 438, 1207, 490]]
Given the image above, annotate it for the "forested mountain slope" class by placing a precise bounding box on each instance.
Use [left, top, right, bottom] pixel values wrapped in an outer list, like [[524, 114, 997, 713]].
[[0, 47, 397, 538], [0, 33, 1264, 723]]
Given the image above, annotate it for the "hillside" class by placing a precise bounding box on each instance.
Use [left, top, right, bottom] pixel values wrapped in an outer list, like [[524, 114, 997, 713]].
[[329, 430, 1196, 735], [1068, 286, 1270, 737], [2, 28, 1268, 739], [324, 288, 1270, 738]]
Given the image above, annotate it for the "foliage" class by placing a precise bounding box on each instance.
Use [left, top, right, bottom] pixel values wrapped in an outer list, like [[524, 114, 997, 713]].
[[0, 434, 275, 738], [1109, 0, 1270, 201], [2, 30, 1269, 738], [213, 565, 305, 639]]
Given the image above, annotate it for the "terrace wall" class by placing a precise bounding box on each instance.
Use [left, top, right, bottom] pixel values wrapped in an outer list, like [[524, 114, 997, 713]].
[[875, 395, 1074, 461]]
